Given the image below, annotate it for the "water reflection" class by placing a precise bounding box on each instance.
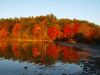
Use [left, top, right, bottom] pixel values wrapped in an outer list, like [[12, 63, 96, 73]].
[[0, 41, 99, 75], [0, 41, 90, 64]]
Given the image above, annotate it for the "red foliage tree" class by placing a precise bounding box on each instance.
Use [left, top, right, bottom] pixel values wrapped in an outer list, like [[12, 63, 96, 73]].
[[73, 23, 79, 33], [63, 23, 79, 38], [48, 25, 60, 40], [63, 27, 73, 37]]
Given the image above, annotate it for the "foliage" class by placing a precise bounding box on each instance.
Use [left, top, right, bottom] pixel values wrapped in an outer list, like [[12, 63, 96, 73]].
[[0, 14, 100, 44], [48, 24, 60, 40]]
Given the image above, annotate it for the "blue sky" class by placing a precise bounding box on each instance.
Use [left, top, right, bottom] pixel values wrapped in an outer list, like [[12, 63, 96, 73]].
[[0, 0, 100, 25]]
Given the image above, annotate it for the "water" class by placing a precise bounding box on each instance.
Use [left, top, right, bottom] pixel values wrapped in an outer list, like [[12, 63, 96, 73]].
[[0, 41, 100, 75]]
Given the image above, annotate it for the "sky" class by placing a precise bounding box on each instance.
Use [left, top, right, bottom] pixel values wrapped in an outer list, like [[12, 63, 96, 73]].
[[0, 0, 100, 25]]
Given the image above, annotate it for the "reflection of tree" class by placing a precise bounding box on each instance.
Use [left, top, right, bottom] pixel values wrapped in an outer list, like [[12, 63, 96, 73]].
[[0, 41, 11, 58], [47, 44, 59, 59], [0, 41, 90, 65], [32, 41, 48, 64], [78, 50, 90, 59], [12, 42, 21, 58], [0, 41, 8, 50], [32, 48, 40, 57], [61, 46, 80, 62]]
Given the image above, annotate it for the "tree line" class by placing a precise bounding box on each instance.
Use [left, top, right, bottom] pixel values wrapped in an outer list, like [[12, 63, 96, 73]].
[[0, 14, 100, 44]]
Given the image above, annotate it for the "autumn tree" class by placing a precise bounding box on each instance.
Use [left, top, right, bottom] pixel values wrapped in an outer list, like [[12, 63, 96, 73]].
[[79, 23, 97, 39], [0, 14, 100, 43], [12, 23, 21, 39], [48, 24, 60, 40], [0, 27, 9, 39]]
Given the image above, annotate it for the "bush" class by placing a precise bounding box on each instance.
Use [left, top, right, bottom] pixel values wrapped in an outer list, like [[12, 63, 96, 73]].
[[73, 33, 86, 43]]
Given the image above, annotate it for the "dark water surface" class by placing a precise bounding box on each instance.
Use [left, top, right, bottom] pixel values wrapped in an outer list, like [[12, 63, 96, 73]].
[[0, 41, 100, 75]]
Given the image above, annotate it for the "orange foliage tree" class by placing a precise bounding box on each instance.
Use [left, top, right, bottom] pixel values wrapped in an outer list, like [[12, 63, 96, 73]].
[[32, 24, 42, 40], [12, 23, 21, 38], [79, 23, 97, 39], [0, 27, 8, 39]]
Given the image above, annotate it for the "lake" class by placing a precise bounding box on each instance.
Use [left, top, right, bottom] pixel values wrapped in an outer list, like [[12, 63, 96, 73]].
[[0, 41, 100, 75]]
